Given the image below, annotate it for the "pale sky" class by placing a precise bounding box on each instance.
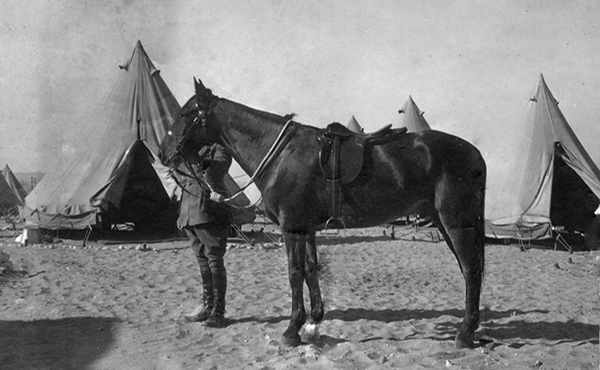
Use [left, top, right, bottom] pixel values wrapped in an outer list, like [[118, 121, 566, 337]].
[[1, 0, 599, 172]]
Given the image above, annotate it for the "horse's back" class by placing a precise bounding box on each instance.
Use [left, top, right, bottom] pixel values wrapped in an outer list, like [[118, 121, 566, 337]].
[[369, 130, 486, 216], [389, 130, 486, 178]]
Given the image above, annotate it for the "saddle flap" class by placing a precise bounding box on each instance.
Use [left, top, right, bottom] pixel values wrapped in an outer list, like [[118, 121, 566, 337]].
[[317, 122, 406, 185], [339, 140, 364, 184], [320, 137, 364, 184]]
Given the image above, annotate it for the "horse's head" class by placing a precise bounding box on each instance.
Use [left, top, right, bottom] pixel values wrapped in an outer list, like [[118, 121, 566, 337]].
[[159, 77, 221, 167]]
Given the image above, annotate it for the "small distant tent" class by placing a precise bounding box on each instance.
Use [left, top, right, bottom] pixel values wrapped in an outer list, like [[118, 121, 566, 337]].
[[485, 74, 600, 240], [346, 115, 364, 132], [14, 172, 44, 194], [398, 96, 431, 132], [2, 165, 27, 204], [0, 173, 22, 215], [23, 41, 182, 230]]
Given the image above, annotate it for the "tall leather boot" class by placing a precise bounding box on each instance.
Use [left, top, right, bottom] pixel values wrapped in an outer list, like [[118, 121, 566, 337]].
[[184, 267, 214, 322], [204, 269, 227, 328]]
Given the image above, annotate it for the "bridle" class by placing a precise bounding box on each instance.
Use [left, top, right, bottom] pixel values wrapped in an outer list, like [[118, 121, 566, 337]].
[[165, 97, 220, 197], [166, 96, 297, 209], [169, 98, 219, 164]]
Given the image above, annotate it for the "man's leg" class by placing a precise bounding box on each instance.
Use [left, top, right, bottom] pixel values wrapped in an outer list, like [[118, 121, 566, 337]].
[[183, 227, 214, 322], [194, 222, 229, 327]]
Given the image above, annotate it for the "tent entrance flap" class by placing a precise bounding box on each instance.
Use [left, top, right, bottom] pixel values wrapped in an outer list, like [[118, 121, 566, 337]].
[[91, 140, 178, 231], [550, 143, 599, 234]]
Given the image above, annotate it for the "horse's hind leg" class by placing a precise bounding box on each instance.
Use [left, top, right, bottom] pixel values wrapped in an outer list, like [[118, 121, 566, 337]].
[[304, 232, 324, 338], [281, 232, 307, 347], [435, 213, 485, 349]]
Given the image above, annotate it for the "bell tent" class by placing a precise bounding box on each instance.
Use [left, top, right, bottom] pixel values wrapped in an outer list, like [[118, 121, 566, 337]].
[[0, 173, 23, 215], [23, 41, 181, 231], [485, 74, 600, 240], [398, 96, 431, 132], [2, 165, 27, 204], [23, 41, 256, 231], [346, 115, 363, 133]]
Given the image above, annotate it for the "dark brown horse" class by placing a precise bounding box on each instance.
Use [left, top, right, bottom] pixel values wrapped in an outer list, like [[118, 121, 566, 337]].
[[159, 78, 486, 349]]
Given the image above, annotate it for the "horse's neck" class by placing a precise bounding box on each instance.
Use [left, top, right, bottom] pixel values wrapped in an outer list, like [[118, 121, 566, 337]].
[[216, 100, 285, 177]]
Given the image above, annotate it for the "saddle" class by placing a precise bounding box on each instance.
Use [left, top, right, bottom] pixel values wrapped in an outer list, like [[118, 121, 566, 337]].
[[317, 122, 407, 229]]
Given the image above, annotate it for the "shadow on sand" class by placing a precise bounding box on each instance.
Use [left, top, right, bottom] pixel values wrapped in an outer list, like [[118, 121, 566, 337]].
[[230, 307, 597, 348], [324, 307, 597, 345], [481, 319, 599, 345], [0, 317, 119, 370]]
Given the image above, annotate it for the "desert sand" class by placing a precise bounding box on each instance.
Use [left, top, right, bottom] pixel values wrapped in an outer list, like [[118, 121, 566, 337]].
[[0, 224, 598, 370]]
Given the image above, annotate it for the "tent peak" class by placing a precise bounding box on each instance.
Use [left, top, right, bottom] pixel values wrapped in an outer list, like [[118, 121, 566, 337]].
[[531, 73, 558, 105], [399, 96, 431, 132], [346, 115, 363, 133], [399, 96, 416, 114]]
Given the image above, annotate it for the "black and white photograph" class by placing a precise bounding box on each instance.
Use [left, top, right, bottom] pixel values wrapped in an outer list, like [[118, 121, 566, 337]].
[[1, 1, 598, 369]]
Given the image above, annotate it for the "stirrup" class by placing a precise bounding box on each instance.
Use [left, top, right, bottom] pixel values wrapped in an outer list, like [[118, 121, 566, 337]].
[[321, 216, 346, 236]]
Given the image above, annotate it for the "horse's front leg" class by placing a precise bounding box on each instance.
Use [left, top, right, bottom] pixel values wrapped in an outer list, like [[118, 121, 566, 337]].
[[303, 232, 324, 340], [281, 231, 307, 347]]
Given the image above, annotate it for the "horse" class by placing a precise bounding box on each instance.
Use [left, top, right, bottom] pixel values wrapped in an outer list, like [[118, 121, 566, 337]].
[[159, 78, 487, 349]]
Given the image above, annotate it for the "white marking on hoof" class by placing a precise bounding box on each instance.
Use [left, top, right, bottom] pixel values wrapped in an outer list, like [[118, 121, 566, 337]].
[[304, 323, 320, 341]]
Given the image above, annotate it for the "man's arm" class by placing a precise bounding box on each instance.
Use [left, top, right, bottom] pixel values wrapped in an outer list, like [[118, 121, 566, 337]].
[[202, 144, 232, 196]]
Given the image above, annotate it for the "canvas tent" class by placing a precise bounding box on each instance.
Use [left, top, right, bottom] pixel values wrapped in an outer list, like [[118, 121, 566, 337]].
[[2, 165, 27, 204], [485, 74, 600, 240], [0, 172, 23, 215], [23, 41, 180, 230], [398, 96, 431, 132], [346, 115, 363, 133], [23, 41, 255, 231]]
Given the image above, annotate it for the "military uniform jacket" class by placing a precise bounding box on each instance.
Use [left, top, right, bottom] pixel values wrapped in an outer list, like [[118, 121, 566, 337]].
[[177, 143, 232, 228]]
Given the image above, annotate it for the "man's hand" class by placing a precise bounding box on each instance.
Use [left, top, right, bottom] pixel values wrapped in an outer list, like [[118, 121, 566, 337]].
[[210, 191, 225, 203]]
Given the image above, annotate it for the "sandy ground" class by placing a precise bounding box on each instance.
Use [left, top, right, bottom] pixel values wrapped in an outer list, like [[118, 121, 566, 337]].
[[0, 224, 598, 370]]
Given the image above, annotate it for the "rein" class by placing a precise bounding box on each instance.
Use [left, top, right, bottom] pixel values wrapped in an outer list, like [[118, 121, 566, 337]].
[[170, 162, 261, 210], [223, 118, 295, 202]]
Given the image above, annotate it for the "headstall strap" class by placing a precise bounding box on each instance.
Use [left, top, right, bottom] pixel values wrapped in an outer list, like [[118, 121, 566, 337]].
[[195, 104, 206, 126], [193, 98, 220, 128]]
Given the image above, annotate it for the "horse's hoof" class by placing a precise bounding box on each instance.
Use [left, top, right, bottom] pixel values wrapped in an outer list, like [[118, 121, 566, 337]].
[[303, 323, 320, 342], [454, 333, 476, 349], [281, 334, 302, 347]]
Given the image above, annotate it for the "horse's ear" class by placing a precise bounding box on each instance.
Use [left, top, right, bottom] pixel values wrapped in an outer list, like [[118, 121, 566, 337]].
[[194, 77, 206, 95]]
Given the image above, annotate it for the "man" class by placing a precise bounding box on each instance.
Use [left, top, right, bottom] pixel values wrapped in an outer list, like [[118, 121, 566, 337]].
[[179, 142, 232, 328]]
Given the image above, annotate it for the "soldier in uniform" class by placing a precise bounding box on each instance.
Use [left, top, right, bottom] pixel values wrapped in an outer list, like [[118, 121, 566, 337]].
[[179, 142, 232, 328]]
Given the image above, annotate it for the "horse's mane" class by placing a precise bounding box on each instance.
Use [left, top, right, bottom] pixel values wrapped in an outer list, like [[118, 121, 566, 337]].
[[183, 93, 295, 124], [222, 98, 296, 125]]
